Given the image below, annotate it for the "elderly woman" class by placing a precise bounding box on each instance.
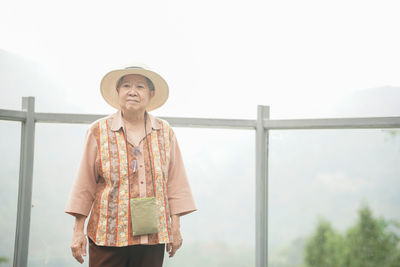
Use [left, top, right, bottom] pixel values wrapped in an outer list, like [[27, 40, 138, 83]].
[[65, 66, 196, 267]]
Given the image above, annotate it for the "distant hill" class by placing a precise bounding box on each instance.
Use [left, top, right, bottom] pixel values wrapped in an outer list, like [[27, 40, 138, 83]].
[[0, 49, 58, 111]]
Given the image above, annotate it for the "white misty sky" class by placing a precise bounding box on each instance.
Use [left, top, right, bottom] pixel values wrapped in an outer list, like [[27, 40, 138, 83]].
[[1, 0, 400, 119]]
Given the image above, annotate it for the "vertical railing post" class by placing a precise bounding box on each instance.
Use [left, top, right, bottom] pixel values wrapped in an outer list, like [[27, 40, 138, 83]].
[[256, 105, 269, 267], [13, 97, 35, 267]]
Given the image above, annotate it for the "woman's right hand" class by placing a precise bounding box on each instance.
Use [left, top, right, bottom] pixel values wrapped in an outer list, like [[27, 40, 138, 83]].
[[70, 214, 87, 264], [71, 230, 87, 264]]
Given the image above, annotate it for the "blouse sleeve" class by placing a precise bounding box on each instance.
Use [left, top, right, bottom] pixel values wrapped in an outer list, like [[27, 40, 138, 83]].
[[167, 128, 197, 216], [65, 128, 99, 217]]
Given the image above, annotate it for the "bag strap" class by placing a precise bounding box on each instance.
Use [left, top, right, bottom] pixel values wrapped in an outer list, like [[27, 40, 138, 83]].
[[123, 112, 156, 196], [144, 112, 156, 196]]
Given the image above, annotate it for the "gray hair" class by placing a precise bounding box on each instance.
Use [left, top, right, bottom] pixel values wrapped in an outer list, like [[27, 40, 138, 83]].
[[116, 75, 155, 92]]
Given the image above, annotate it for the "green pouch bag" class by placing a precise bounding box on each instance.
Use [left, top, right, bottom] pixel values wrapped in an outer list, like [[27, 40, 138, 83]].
[[130, 197, 159, 236]]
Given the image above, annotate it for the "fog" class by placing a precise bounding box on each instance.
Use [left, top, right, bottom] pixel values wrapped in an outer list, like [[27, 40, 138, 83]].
[[1, 0, 400, 266]]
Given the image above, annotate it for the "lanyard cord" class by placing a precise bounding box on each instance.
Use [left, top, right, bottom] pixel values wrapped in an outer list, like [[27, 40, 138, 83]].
[[144, 112, 156, 196], [123, 112, 156, 196]]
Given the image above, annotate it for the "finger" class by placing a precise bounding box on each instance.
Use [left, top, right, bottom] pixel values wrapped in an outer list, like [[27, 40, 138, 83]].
[[76, 255, 84, 264], [72, 249, 84, 264], [82, 238, 87, 257], [169, 243, 180, 258], [167, 243, 173, 257], [169, 247, 177, 258], [71, 241, 85, 264], [169, 248, 175, 257]]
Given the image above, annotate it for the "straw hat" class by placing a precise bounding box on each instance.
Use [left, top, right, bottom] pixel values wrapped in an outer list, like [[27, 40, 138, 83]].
[[100, 66, 169, 111]]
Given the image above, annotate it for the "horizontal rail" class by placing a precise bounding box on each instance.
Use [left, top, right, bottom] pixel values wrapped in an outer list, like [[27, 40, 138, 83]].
[[164, 117, 257, 129], [35, 113, 105, 124], [2, 109, 400, 130], [0, 109, 26, 122], [265, 116, 400, 130], [34, 112, 257, 129]]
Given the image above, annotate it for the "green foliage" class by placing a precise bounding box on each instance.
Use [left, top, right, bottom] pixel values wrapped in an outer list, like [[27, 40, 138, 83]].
[[304, 205, 400, 267], [0, 257, 8, 263], [304, 219, 344, 267], [343, 205, 400, 267]]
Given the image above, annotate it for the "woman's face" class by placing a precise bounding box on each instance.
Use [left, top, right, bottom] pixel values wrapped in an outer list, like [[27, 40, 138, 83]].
[[117, 74, 154, 113]]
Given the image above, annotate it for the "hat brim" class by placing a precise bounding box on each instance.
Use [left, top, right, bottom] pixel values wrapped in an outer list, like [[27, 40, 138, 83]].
[[100, 68, 169, 111]]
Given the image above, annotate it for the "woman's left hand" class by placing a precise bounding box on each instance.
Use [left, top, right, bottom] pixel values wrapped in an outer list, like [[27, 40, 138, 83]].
[[167, 215, 183, 257]]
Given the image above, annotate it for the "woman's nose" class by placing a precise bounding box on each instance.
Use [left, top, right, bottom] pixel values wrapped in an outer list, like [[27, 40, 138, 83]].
[[128, 90, 138, 96]]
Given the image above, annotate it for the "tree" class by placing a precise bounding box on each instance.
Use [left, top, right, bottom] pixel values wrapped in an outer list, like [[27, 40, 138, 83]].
[[343, 205, 400, 267], [304, 204, 400, 267], [304, 219, 344, 267]]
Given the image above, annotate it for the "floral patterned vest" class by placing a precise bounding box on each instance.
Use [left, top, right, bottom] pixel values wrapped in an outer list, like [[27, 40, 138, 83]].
[[87, 117, 171, 246]]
